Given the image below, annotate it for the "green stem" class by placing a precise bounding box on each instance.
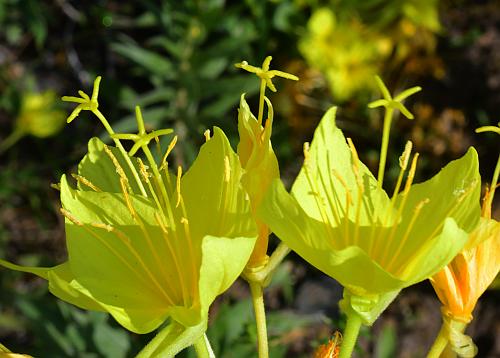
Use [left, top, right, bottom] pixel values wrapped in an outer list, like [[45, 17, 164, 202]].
[[0, 129, 25, 155], [339, 311, 363, 358], [250, 281, 269, 358], [427, 323, 449, 358], [257, 79, 266, 124], [247, 242, 290, 284], [93, 109, 148, 197], [486, 153, 500, 211], [193, 334, 215, 358], [377, 108, 394, 188]]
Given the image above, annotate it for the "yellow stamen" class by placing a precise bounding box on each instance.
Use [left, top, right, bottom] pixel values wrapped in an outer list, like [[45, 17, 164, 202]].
[[107, 226, 131, 244], [176, 165, 182, 208], [302, 142, 338, 243], [60, 208, 83, 226], [347, 138, 364, 245], [89, 222, 113, 232], [403, 153, 419, 194], [332, 169, 352, 245], [160, 135, 178, 171], [120, 177, 137, 220], [178, 193, 199, 303], [153, 212, 186, 304], [384, 153, 419, 247], [392, 141, 413, 202], [385, 198, 429, 272], [83, 221, 176, 306], [103, 144, 132, 192], [370, 142, 414, 255], [303, 142, 311, 163], [224, 155, 231, 183], [137, 158, 151, 184], [71, 173, 102, 192], [204, 129, 211, 142]]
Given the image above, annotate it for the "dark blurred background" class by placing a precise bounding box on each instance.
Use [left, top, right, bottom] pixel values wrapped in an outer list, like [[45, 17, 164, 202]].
[[0, 1, 498, 357]]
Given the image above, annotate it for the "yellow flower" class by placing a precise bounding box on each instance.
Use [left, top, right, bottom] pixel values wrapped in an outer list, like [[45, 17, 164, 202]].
[[428, 123, 500, 357], [235, 57, 298, 268], [0, 91, 65, 153]]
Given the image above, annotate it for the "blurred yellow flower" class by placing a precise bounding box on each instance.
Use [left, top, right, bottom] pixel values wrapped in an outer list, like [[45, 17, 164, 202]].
[[0, 91, 65, 153]]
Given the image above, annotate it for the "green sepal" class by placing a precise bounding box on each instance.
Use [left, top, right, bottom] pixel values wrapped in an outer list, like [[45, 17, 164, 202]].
[[137, 319, 207, 358], [339, 288, 400, 326]]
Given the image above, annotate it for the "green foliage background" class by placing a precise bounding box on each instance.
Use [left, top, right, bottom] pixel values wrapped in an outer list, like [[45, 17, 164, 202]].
[[0, 0, 498, 356]]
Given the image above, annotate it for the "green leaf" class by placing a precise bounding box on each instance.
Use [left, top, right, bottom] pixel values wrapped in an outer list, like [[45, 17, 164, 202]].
[[119, 87, 175, 110], [111, 42, 175, 79], [93, 318, 130, 358], [198, 58, 228, 79]]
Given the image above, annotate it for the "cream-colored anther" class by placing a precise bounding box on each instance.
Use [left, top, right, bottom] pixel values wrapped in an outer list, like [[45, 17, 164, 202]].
[[120, 177, 137, 220], [303, 142, 311, 167], [60, 208, 83, 226], [224, 155, 231, 183], [71, 173, 102, 192], [176, 165, 182, 208], [160, 135, 178, 171], [103, 144, 131, 194], [137, 158, 151, 184], [399, 141, 413, 170], [89, 222, 113, 232]]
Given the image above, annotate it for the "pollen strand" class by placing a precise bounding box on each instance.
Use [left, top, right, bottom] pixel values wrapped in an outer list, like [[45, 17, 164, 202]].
[[104, 145, 133, 193], [60, 208, 83, 226], [71, 173, 102, 192]]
